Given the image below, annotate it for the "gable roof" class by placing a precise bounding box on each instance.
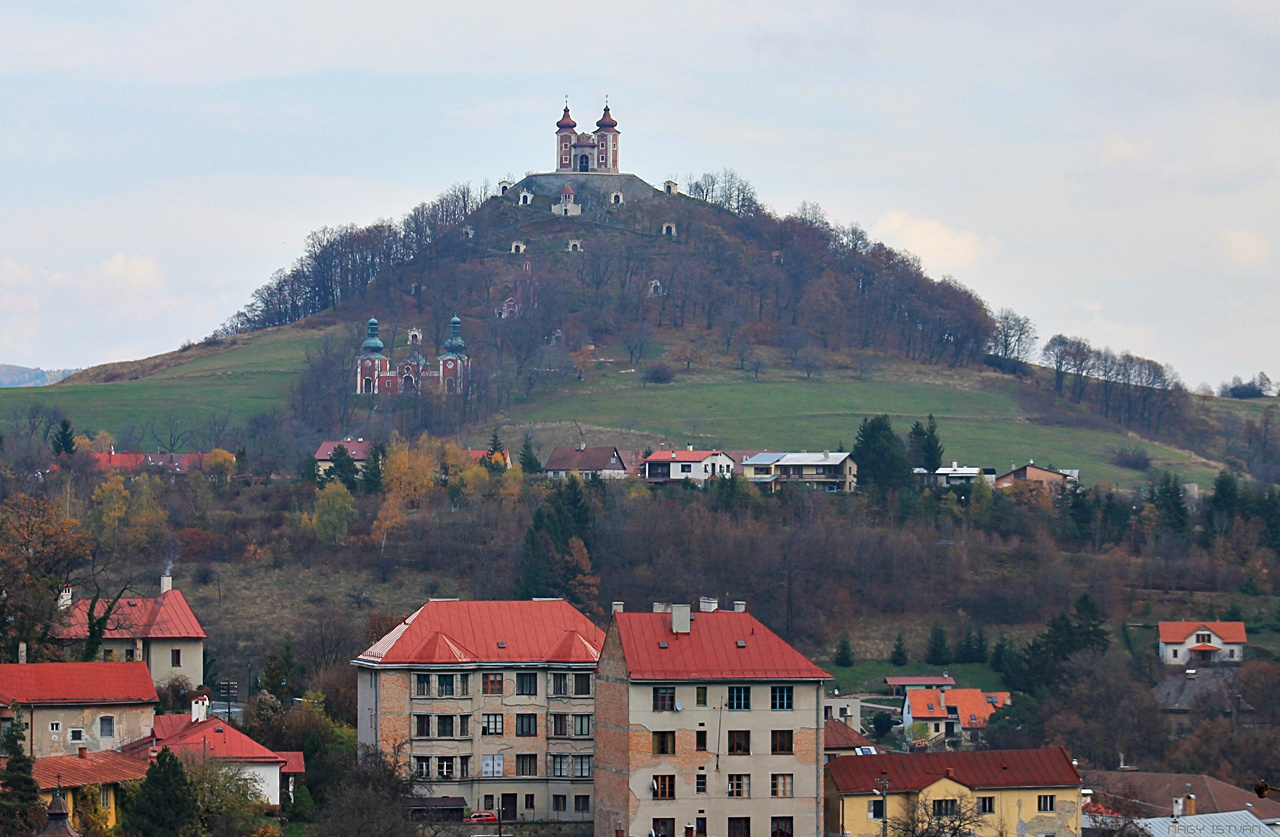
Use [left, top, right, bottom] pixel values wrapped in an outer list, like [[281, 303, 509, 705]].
[[1083, 771, 1280, 821], [544, 446, 629, 473], [0, 662, 157, 706], [33, 750, 150, 790], [53, 589, 207, 641], [885, 676, 955, 688], [827, 748, 1081, 794], [1134, 811, 1271, 837], [1158, 622, 1247, 644], [280, 751, 306, 774], [314, 439, 372, 462], [907, 689, 949, 719], [642, 449, 727, 463], [946, 688, 1010, 729], [613, 610, 830, 681], [825, 720, 878, 751], [127, 718, 285, 765], [356, 599, 604, 666]]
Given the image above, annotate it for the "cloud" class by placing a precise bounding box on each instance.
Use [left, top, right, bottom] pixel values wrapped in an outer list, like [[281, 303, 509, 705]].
[[1101, 133, 1154, 165], [871, 210, 990, 274], [1220, 229, 1270, 268]]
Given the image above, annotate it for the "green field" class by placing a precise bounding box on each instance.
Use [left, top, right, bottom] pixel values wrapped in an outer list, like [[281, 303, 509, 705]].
[[821, 659, 1006, 696]]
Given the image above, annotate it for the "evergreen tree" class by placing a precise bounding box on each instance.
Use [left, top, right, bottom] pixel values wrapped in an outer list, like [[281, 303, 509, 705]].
[[1069, 591, 1110, 655], [326, 445, 360, 493], [834, 633, 854, 667], [853, 415, 914, 494], [906, 414, 945, 472], [124, 747, 199, 837], [51, 419, 76, 457], [300, 454, 319, 484], [362, 444, 385, 494], [0, 718, 45, 837], [890, 633, 909, 666], [262, 639, 301, 703], [872, 711, 893, 738], [971, 626, 989, 664], [989, 633, 1013, 673], [925, 625, 951, 665], [483, 428, 506, 475], [1149, 471, 1190, 535], [518, 434, 542, 474]]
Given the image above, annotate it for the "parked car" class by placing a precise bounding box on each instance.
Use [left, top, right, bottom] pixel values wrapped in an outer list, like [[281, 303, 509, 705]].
[[465, 811, 498, 823]]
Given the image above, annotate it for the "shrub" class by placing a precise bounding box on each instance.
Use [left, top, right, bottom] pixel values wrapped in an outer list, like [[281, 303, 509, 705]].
[[1110, 446, 1151, 471], [642, 363, 675, 384]]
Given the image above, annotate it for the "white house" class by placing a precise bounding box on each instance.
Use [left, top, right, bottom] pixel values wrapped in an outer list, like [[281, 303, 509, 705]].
[[1158, 622, 1247, 666], [640, 447, 737, 484]]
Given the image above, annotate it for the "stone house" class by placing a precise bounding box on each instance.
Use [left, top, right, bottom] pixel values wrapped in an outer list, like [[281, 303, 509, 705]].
[[0, 662, 157, 758]]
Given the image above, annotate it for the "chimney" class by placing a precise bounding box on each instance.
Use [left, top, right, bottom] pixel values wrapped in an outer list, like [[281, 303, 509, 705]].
[[946, 767, 955, 778], [160, 574, 173, 594], [732, 600, 746, 613], [1185, 794, 1196, 816], [672, 604, 691, 634], [192, 696, 209, 723], [686, 444, 693, 451], [58, 584, 73, 610], [18, 642, 26, 664], [78, 746, 87, 759], [612, 601, 624, 614], [699, 597, 719, 613], [652, 602, 672, 613]]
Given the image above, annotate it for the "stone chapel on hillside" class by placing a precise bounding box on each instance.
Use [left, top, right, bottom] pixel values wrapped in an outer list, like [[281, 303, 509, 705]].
[[355, 316, 469, 395]]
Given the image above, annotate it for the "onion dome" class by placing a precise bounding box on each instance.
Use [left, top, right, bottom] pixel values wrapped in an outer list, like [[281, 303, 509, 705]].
[[595, 105, 618, 131], [556, 107, 576, 130], [442, 315, 467, 357], [361, 317, 385, 356]]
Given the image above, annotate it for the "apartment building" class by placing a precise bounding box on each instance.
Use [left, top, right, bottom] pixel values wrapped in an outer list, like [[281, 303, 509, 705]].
[[354, 599, 604, 822], [741, 452, 856, 493], [596, 599, 831, 837]]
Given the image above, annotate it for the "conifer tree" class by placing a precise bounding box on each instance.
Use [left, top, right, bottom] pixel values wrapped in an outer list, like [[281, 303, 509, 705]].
[[834, 633, 854, 668], [518, 434, 542, 474], [123, 747, 199, 837], [0, 718, 45, 837], [326, 445, 359, 493], [890, 633, 909, 666], [925, 625, 951, 665], [853, 415, 914, 494], [362, 444, 385, 494], [51, 419, 76, 457]]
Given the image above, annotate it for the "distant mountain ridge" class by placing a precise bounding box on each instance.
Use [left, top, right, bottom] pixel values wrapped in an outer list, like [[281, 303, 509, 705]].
[[0, 364, 79, 388]]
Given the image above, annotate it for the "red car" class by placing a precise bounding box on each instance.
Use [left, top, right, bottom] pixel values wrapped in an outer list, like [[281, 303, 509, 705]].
[[465, 812, 498, 823]]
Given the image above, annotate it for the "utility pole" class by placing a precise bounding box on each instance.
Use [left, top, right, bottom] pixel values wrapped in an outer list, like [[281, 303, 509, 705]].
[[876, 775, 891, 837]]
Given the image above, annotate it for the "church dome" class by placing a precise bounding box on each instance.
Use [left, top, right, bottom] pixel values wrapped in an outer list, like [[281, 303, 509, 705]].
[[556, 107, 577, 130], [361, 318, 385, 355], [595, 105, 618, 131]]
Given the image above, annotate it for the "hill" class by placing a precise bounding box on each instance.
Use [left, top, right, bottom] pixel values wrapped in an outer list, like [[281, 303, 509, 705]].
[[0, 364, 77, 388]]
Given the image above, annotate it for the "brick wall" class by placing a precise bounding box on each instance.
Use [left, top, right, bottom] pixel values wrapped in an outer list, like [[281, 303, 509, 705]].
[[594, 620, 631, 837]]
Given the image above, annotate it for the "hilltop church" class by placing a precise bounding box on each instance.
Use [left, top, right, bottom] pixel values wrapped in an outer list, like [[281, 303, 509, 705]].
[[355, 316, 469, 395]]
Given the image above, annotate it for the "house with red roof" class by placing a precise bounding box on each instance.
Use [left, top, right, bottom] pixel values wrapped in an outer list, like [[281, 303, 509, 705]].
[[0, 662, 157, 758], [594, 598, 831, 837], [544, 446, 633, 480], [1157, 622, 1246, 666], [34, 749, 149, 830], [314, 437, 374, 479], [52, 574, 206, 690], [640, 447, 737, 484], [903, 688, 1010, 748], [354, 598, 604, 823], [824, 719, 880, 760], [824, 748, 1083, 837]]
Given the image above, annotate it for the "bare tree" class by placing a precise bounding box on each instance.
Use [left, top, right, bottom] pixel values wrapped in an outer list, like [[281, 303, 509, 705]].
[[152, 411, 192, 453], [888, 793, 991, 837], [988, 308, 1038, 364]]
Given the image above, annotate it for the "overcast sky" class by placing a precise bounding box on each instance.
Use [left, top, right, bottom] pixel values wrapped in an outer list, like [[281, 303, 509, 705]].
[[1, 1, 1277, 386]]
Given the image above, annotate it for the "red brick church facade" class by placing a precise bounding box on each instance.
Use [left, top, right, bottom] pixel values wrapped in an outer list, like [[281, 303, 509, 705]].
[[355, 316, 469, 395]]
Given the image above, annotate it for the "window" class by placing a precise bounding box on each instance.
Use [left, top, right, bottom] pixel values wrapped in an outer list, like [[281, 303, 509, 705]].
[[574, 673, 592, 695], [103, 649, 115, 661], [653, 775, 676, 799], [517, 754, 538, 776], [516, 714, 537, 737], [771, 817, 794, 837], [438, 757, 454, 778], [460, 673, 470, 695], [575, 795, 591, 813], [168, 648, 181, 667], [653, 731, 676, 754], [1038, 795, 1056, 813], [728, 774, 750, 798], [414, 715, 431, 738], [573, 755, 592, 777], [483, 673, 503, 695], [1172, 649, 1179, 658], [460, 756, 470, 778], [868, 799, 885, 819], [484, 794, 494, 810], [933, 800, 959, 817], [414, 756, 431, 778], [653, 686, 676, 711], [525, 793, 535, 810], [553, 795, 567, 812], [552, 673, 569, 696], [728, 817, 751, 837], [573, 714, 593, 736], [772, 774, 794, 798], [49, 722, 60, 733], [681, 464, 692, 473], [416, 674, 431, 697], [771, 730, 793, 754], [517, 673, 538, 696], [459, 715, 470, 737], [482, 754, 504, 777], [99, 716, 115, 738], [437, 715, 454, 738], [728, 686, 751, 710], [124, 648, 135, 661], [696, 774, 707, 794], [482, 713, 503, 735], [653, 819, 676, 837], [437, 674, 454, 696], [99, 786, 111, 811], [552, 713, 569, 736], [552, 755, 569, 778], [728, 730, 750, 754], [978, 797, 995, 814], [1196, 632, 1211, 643], [696, 730, 707, 751], [696, 686, 708, 707], [771, 686, 793, 711]]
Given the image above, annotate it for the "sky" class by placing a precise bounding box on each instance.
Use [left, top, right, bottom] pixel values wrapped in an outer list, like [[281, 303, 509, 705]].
[[1, 1, 1277, 387]]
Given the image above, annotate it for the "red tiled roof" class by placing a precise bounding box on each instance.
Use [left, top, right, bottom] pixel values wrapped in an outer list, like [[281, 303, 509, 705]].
[[907, 689, 949, 719], [1159, 622, 1247, 644], [1083, 770, 1280, 819], [53, 589, 206, 641], [614, 610, 830, 681], [885, 676, 956, 687], [357, 600, 604, 666], [544, 446, 630, 473], [642, 450, 726, 463], [946, 688, 1010, 729], [825, 720, 877, 751], [34, 751, 149, 790], [1189, 643, 1220, 651], [130, 718, 285, 765], [280, 751, 306, 774], [151, 714, 196, 739], [826, 748, 1081, 794], [0, 662, 157, 706], [314, 440, 372, 462]]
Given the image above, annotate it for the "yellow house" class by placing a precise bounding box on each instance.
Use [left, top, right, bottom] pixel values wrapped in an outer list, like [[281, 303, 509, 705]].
[[824, 748, 1082, 837], [34, 750, 149, 830]]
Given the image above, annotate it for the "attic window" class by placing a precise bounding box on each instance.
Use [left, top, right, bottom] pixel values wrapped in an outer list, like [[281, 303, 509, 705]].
[[215, 727, 224, 733], [659, 642, 669, 648], [736, 640, 747, 648], [497, 641, 507, 648], [986, 696, 998, 704], [970, 714, 977, 722], [127, 600, 137, 607], [927, 704, 935, 711]]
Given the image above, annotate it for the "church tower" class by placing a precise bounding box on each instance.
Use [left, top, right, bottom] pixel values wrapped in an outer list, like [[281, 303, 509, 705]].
[[554, 102, 619, 173], [593, 105, 619, 172], [555, 106, 577, 172], [437, 316, 470, 394], [356, 318, 390, 394]]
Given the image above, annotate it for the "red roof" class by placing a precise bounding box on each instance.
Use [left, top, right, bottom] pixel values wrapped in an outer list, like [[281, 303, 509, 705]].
[[560, 185, 576, 195], [0, 662, 157, 706], [53, 589, 206, 641], [33, 751, 149, 790], [613, 610, 830, 681], [1159, 622, 1247, 644], [357, 600, 604, 666], [595, 105, 618, 132], [642, 450, 726, 463], [826, 747, 1081, 794], [314, 439, 372, 462], [946, 688, 1010, 729], [556, 107, 577, 130], [907, 689, 949, 719], [280, 751, 306, 774], [128, 718, 285, 765], [90, 452, 214, 472], [152, 714, 196, 739], [825, 720, 877, 751], [885, 676, 956, 687], [1188, 643, 1220, 651]]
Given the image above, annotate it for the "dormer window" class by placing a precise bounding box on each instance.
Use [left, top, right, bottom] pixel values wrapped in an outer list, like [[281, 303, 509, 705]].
[[1196, 632, 1211, 643]]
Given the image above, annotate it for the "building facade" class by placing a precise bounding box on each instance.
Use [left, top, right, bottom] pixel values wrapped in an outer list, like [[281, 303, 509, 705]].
[[641, 449, 737, 485], [555, 104, 620, 174], [741, 452, 857, 493], [0, 662, 157, 758], [355, 317, 469, 396], [595, 599, 830, 837], [354, 599, 604, 822], [1157, 622, 1247, 665]]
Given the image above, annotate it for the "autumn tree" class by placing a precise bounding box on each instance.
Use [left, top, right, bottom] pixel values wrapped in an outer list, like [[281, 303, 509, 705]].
[[0, 494, 90, 661], [314, 482, 357, 544]]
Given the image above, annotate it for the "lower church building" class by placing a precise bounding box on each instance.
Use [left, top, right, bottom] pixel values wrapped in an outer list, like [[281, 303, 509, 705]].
[[355, 316, 469, 395]]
